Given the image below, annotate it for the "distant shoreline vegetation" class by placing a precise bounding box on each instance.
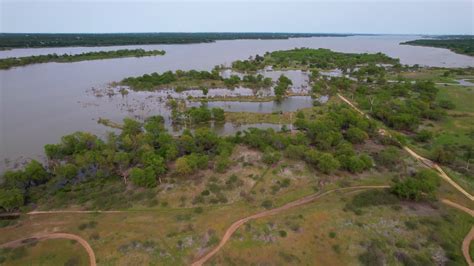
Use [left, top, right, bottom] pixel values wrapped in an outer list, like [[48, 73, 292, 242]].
[[401, 37, 474, 56], [0, 49, 165, 69], [0, 32, 351, 49], [120, 48, 399, 91]]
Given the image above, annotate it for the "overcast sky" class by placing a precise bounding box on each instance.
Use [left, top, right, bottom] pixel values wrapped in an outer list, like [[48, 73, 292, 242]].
[[1, 0, 473, 34]]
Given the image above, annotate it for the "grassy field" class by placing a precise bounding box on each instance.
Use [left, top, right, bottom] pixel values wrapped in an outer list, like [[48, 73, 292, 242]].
[[5, 134, 470, 266], [0, 239, 89, 265], [409, 84, 474, 194], [0, 142, 472, 265], [1, 68, 474, 265], [210, 189, 473, 265], [387, 68, 474, 84], [223, 97, 338, 125]]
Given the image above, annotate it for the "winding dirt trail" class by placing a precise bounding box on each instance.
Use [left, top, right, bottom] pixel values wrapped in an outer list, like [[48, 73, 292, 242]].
[[337, 93, 474, 202], [462, 227, 474, 266], [191, 185, 389, 266], [441, 199, 474, 217], [2, 94, 471, 266], [27, 210, 124, 215], [441, 199, 474, 266], [403, 147, 474, 201], [337, 93, 474, 265], [192, 94, 474, 266], [0, 233, 96, 266]]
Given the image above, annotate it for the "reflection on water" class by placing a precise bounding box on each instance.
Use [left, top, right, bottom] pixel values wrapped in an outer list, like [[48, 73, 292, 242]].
[[454, 79, 474, 86], [169, 122, 289, 136], [206, 96, 313, 113], [1, 35, 474, 171]]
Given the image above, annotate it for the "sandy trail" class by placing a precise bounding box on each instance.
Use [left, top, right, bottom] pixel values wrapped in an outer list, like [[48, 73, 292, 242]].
[[192, 94, 474, 266], [0, 232, 96, 266], [338, 93, 474, 265], [337, 93, 474, 202], [441, 199, 474, 217], [191, 185, 389, 266], [28, 210, 123, 215], [462, 227, 474, 266], [441, 199, 474, 266]]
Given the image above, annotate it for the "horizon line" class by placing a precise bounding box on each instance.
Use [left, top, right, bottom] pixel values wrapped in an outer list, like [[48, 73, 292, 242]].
[[0, 32, 473, 36]]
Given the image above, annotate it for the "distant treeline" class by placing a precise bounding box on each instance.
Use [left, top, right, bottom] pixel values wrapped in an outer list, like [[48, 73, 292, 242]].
[[0, 49, 165, 69], [402, 37, 474, 56], [0, 33, 351, 49]]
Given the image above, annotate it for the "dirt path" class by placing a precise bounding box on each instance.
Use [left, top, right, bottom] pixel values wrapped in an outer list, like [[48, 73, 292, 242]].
[[337, 93, 474, 202], [462, 227, 474, 266], [442, 199, 474, 266], [404, 147, 474, 201], [441, 199, 474, 266], [0, 233, 96, 266], [441, 199, 474, 217], [191, 185, 389, 266], [192, 95, 474, 266], [27, 210, 123, 215]]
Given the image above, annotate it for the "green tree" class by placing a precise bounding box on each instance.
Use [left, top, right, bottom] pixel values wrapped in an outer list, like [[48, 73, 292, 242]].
[[391, 169, 440, 200], [187, 106, 212, 124], [274, 74, 292, 101], [223, 75, 241, 88], [376, 147, 401, 169], [432, 145, 455, 164], [284, 145, 306, 160], [44, 144, 63, 159], [211, 108, 225, 122], [24, 160, 49, 184], [343, 156, 371, 173], [317, 153, 340, 174], [179, 134, 197, 154], [144, 115, 165, 137], [346, 127, 368, 144], [129, 167, 157, 188], [122, 118, 142, 136], [0, 188, 24, 212], [175, 157, 193, 176], [2, 170, 27, 190], [141, 152, 166, 175], [55, 163, 78, 180]]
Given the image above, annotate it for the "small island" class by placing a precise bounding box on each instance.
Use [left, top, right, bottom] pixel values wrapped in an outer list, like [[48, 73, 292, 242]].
[[402, 37, 474, 56], [0, 49, 166, 69]]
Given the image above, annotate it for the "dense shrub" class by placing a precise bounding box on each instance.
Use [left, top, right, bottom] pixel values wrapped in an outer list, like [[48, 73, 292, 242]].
[[391, 169, 440, 200], [129, 167, 157, 188]]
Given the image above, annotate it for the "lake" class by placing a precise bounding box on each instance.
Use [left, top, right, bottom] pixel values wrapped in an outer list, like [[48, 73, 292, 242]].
[[1, 35, 473, 171]]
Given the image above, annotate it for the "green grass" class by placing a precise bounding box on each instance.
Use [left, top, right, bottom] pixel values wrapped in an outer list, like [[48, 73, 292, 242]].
[[437, 85, 474, 112], [224, 107, 315, 125], [408, 84, 474, 194], [211, 188, 473, 266], [387, 68, 474, 85], [0, 239, 89, 266]]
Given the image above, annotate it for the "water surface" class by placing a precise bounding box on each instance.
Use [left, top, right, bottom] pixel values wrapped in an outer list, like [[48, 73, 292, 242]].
[[1, 35, 473, 171]]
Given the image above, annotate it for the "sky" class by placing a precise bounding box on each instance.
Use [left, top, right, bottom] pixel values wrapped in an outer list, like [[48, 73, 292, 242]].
[[1, 0, 473, 35]]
